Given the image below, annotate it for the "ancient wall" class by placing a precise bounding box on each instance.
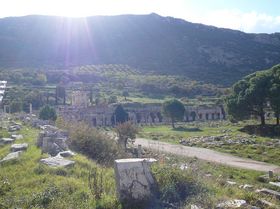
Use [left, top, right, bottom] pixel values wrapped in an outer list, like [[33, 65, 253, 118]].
[[58, 104, 225, 127]]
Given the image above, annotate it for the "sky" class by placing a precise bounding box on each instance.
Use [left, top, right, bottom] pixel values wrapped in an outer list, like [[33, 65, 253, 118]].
[[1, 0, 280, 33]]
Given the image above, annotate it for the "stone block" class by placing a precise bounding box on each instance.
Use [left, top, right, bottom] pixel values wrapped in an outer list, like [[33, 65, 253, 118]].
[[57, 150, 75, 158], [256, 188, 280, 200], [40, 156, 75, 167], [11, 134, 23, 140], [114, 158, 157, 204], [216, 199, 247, 208], [0, 138, 15, 145], [10, 143, 28, 152], [0, 151, 22, 163]]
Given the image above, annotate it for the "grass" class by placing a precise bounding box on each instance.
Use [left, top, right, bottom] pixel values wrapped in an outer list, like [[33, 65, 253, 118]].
[[1, 121, 279, 208], [138, 120, 280, 166], [0, 125, 120, 209], [154, 154, 280, 208]]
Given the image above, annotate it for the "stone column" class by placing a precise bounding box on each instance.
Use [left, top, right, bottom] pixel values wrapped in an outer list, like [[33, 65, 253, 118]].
[[29, 103, 33, 115], [114, 158, 157, 205], [137, 145, 142, 158]]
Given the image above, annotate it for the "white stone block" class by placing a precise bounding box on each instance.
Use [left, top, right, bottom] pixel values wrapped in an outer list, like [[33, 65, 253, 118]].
[[114, 158, 157, 203]]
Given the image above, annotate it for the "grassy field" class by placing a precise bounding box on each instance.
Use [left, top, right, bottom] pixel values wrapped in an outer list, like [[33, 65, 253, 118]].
[[138, 120, 280, 166], [0, 125, 120, 209], [1, 122, 279, 208]]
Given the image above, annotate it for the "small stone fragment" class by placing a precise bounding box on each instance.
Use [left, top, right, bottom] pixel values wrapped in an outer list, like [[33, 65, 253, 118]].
[[216, 199, 247, 208], [0, 151, 22, 163], [179, 163, 188, 170], [57, 150, 75, 158], [226, 180, 237, 185]]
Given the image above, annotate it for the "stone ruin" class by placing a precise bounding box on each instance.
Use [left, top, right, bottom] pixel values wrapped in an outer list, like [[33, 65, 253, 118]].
[[37, 125, 75, 167], [114, 158, 157, 205], [0, 121, 29, 163], [57, 102, 225, 127], [36, 125, 69, 156]]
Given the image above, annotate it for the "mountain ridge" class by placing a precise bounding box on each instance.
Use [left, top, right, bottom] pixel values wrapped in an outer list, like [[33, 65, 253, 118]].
[[0, 13, 280, 85]]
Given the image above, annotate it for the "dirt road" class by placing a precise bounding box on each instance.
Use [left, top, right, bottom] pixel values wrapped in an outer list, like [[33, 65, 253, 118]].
[[135, 138, 280, 173]]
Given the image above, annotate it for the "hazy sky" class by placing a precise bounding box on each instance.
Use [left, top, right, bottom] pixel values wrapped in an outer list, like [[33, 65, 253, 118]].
[[1, 0, 280, 33]]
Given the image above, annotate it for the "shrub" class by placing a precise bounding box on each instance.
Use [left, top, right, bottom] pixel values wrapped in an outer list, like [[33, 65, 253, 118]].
[[151, 164, 203, 205], [39, 105, 57, 121], [58, 120, 123, 165], [30, 185, 60, 208]]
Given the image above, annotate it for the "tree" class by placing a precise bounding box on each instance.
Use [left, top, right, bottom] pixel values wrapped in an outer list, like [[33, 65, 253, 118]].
[[32, 73, 47, 86], [115, 121, 138, 149], [39, 105, 57, 121], [10, 101, 23, 113], [269, 65, 280, 125], [162, 99, 185, 128], [55, 85, 66, 105], [108, 95, 118, 104], [23, 90, 44, 112], [225, 71, 272, 125], [112, 104, 128, 125]]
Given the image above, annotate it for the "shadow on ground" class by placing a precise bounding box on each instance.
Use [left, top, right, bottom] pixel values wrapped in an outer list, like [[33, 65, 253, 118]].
[[173, 126, 202, 132], [239, 125, 280, 137]]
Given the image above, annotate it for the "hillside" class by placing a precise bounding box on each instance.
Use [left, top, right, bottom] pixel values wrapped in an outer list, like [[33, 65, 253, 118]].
[[0, 13, 280, 85]]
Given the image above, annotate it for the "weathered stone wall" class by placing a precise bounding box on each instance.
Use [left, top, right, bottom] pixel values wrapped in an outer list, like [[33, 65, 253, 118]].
[[57, 104, 225, 127]]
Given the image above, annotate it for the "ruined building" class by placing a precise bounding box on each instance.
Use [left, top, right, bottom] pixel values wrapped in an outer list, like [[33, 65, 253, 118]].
[[57, 90, 225, 127]]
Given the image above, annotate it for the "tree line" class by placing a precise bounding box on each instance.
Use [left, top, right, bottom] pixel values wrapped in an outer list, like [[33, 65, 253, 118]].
[[225, 64, 280, 125]]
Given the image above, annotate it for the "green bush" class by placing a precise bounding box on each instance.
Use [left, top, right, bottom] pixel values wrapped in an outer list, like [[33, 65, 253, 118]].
[[152, 164, 203, 205], [30, 185, 60, 208], [58, 121, 123, 165], [39, 105, 57, 121]]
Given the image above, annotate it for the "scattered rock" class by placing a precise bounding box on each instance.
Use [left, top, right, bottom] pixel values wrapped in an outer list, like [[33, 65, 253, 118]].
[[239, 184, 253, 190], [179, 163, 188, 170], [0, 138, 15, 145], [205, 173, 212, 177], [216, 199, 247, 208], [226, 180, 237, 186], [57, 150, 75, 158], [257, 174, 269, 183], [191, 204, 204, 209], [10, 143, 28, 152], [114, 158, 157, 204], [40, 155, 75, 167], [256, 188, 280, 200], [0, 151, 22, 163], [8, 125, 21, 132], [269, 181, 280, 188], [256, 199, 276, 208], [11, 134, 23, 140]]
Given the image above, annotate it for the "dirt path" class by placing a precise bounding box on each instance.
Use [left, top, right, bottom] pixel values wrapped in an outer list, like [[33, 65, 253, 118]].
[[135, 138, 280, 173]]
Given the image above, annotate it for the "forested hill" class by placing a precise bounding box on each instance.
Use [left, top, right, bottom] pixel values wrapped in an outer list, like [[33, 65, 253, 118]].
[[0, 13, 280, 85]]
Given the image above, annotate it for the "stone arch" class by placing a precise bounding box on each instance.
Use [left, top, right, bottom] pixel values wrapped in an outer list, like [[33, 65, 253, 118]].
[[136, 113, 142, 123], [156, 112, 163, 123], [190, 111, 196, 121], [92, 117, 97, 126], [150, 112, 156, 123]]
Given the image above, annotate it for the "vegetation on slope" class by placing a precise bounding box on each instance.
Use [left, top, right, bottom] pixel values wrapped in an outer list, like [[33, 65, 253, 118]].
[[0, 14, 280, 85]]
